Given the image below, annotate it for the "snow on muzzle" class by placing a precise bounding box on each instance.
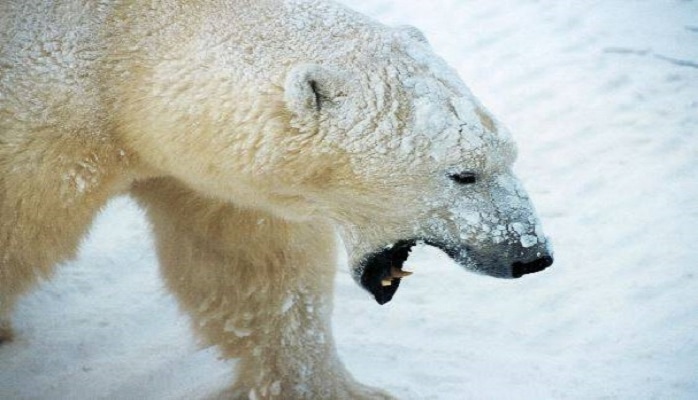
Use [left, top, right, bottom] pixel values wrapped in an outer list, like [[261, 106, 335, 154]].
[[436, 173, 555, 279]]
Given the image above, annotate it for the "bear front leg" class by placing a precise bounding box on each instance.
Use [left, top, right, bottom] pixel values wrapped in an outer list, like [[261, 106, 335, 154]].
[[221, 273, 393, 400], [131, 179, 393, 400]]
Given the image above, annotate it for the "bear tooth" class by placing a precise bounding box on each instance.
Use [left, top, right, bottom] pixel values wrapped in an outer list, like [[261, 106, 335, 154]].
[[381, 279, 393, 287], [390, 266, 413, 278]]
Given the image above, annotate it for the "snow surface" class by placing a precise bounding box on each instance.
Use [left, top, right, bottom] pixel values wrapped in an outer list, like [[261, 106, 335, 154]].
[[2, 0, 697, 399]]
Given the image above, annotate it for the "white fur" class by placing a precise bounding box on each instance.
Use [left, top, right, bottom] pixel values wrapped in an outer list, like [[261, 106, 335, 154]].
[[1, 1, 550, 398]]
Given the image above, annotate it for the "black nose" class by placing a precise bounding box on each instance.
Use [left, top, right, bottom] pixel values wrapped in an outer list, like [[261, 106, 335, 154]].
[[511, 256, 553, 278]]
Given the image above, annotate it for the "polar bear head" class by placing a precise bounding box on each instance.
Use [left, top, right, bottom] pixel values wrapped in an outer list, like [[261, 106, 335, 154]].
[[282, 26, 553, 304]]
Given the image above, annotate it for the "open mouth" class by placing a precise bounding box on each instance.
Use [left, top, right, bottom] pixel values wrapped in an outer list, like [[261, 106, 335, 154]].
[[359, 239, 417, 305]]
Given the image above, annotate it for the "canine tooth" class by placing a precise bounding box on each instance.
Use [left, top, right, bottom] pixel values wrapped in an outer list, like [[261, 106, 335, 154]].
[[381, 279, 393, 287], [390, 266, 413, 278]]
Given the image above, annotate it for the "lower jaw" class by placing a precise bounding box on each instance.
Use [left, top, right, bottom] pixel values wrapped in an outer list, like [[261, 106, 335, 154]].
[[358, 239, 417, 305]]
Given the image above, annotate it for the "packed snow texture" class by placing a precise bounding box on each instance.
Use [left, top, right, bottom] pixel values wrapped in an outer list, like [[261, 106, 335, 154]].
[[2, 0, 697, 399]]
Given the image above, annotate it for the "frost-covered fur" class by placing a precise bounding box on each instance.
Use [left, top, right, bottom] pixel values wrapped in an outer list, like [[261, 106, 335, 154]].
[[1, 0, 551, 398]]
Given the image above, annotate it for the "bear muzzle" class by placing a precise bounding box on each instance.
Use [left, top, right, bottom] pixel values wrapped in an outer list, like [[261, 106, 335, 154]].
[[357, 239, 553, 305], [446, 240, 554, 280]]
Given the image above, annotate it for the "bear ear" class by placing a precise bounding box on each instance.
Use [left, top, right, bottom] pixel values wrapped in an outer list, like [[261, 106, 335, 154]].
[[284, 64, 346, 115], [396, 25, 429, 45]]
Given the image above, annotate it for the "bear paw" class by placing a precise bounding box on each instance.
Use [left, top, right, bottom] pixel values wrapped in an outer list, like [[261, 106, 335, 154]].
[[212, 380, 395, 400]]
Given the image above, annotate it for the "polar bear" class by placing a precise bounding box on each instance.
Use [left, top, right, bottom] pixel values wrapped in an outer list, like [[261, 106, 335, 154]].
[[0, 0, 553, 398]]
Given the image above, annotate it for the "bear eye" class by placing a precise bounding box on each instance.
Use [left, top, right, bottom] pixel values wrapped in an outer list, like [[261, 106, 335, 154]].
[[449, 172, 477, 185]]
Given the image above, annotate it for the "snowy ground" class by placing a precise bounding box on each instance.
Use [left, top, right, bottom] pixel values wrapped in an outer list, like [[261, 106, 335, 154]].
[[2, 0, 697, 399]]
